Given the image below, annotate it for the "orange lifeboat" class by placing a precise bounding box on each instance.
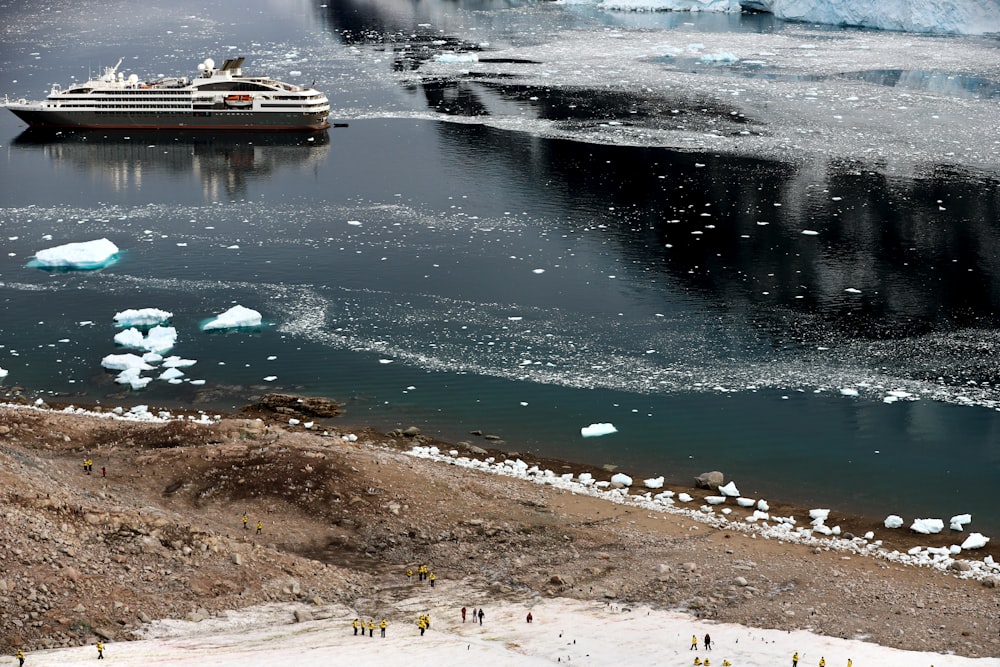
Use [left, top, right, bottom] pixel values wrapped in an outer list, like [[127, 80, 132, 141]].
[[224, 94, 253, 109]]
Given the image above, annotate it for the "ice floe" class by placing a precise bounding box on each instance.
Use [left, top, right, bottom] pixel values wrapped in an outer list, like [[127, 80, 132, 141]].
[[32, 238, 119, 270], [581, 422, 618, 437], [113, 308, 173, 328], [202, 305, 263, 331]]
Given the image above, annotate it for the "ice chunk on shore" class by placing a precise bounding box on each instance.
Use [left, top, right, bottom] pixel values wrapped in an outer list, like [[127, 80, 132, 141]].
[[114, 308, 173, 328], [718, 481, 740, 497], [960, 532, 990, 550], [33, 238, 119, 270], [581, 422, 618, 437], [950, 513, 972, 530], [610, 472, 633, 488], [0, 367, 7, 378], [157, 368, 185, 381], [202, 305, 262, 330], [643, 476, 664, 489], [884, 514, 904, 528], [910, 518, 944, 534]]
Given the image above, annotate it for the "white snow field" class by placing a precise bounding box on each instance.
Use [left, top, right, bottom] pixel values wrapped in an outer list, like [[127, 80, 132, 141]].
[[14, 595, 997, 667]]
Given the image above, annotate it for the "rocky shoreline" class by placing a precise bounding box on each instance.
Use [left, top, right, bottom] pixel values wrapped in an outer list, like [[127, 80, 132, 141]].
[[0, 399, 998, 658]]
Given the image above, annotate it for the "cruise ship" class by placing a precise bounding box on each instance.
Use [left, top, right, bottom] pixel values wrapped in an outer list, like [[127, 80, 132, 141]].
[[2, 57, 330, 131]]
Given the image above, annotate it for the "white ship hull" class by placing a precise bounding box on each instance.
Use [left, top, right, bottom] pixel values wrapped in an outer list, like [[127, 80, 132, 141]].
[[2, 56, 331, 132]]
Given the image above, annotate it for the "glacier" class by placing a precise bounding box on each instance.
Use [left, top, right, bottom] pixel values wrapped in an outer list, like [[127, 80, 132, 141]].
[[593, 0, 1000, 35]]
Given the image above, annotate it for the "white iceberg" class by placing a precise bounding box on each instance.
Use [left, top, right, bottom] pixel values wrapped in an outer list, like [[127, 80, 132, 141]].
[[0, 367, 7, 379], [809, 508, 830, 521], [960, 532, 990, 550], [736, 497, 755, 508], [884, 514, 904, 529], [157, 368, 185, 381], [949, 513, 972, 531], [115, 367, 152, 390], [113, 325, 177, 355], [101, 353, 154, 372], [33, 238, 119, 270], [202, 305, 263, 331], [581, 423, 618, 437], [113, 308, 173, 328], [705, 495, 726, 505], [910, 518, 944, 535]]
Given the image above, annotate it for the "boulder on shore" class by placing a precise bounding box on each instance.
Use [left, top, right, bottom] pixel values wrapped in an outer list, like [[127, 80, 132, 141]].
[[695, 471, 724, 490]]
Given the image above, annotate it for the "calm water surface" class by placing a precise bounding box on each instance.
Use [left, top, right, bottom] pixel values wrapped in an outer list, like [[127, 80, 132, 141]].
[[1, 0, 999, 535]]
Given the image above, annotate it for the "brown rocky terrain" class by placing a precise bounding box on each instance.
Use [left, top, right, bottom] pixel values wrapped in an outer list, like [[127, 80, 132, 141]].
[[0, 401, 997, 659]]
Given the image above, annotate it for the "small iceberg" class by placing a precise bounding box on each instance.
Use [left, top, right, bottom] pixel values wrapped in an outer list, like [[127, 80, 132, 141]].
[[113, 325, 177, 355], [884, 514, 904, 529], [435, 52, 479, 63], [32, 238, 119, 270], [581, 423, 618, 438], [113, 308, 173, 328], [202, 305, 262, 331]]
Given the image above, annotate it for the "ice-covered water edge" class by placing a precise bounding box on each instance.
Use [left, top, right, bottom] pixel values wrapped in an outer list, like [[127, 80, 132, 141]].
[[406, 444, 1000, 581], [361, 17, 1000, 176]]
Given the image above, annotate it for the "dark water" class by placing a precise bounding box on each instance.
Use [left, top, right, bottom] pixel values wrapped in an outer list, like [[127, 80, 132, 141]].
[[1, 0, 999, 536]]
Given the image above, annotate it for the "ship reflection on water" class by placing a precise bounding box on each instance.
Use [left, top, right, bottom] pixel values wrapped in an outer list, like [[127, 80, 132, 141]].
[[11, 128, 332, 201]]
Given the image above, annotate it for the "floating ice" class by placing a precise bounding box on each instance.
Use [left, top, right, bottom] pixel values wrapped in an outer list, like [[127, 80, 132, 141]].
[[949, 513, 972, 531], [101, 353, 154, 372], [161, 356, 197, 368], [0, 367, 7, 378], [157, 368, 185, 381], [809, 508, 830, 521], [845, 288, 862, 294], [718, 481, 740, 497], [581, 422, 618, 437], [884, 514, 904, 529], [201, 305, 262, 330], [113, 308, 173, 328], [32, 238, 119, 270], [840, 387, 860, 396], [705, 495, 726, 504], [960, 532, 990, 550], [643, 476, 664, 489], [736, 497, 755, 507], [801, 230, 819, 236], [115, 367, 152, 390], [910, 517, 944, 534], [264, 376, 278, 382], [435, 52, 479, 63], [700, 52, 739, 63], [113, 326, 177, 355]]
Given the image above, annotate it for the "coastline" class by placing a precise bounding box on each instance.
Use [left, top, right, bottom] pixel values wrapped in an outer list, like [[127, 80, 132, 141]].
[[0, 397, 998, 661]]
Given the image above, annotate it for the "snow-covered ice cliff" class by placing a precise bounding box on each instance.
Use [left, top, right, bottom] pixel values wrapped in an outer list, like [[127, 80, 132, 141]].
[[593, 0, 1000, 35]]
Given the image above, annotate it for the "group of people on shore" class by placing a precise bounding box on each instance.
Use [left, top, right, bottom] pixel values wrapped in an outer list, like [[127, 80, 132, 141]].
[[352, 618, 388, 637], [14, 641, 104, 664], [82, 457, 105, 477], [406, 564, 436, 586]]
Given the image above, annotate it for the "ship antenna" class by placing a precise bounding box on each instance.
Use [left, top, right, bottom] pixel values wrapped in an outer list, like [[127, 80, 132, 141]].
[[111, 57, 123, 74]]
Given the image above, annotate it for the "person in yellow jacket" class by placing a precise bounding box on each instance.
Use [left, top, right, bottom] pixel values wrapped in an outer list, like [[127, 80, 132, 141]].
[[429, 572, 436, 587], [406, 568, 413, 581], [96, 641, 105, 659], [723, 661, 731, 666], [418, 616, 428, 636], [704, 659, 711, 666], [819, 658, 826, 667], [847, 660, 852, 667], [368, 619, 375, 637], [694, 658, 702, 666], [379, 619, 387, 637], [352, 618, 359, 635], [691, 635, 699, 650], [792, 652, 799, 667], [16, 649, 25, 666]]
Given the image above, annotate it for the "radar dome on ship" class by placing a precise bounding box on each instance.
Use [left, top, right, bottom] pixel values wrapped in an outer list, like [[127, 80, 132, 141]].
[[204, 58, 215, 70], [128, 74, 138, 84]]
